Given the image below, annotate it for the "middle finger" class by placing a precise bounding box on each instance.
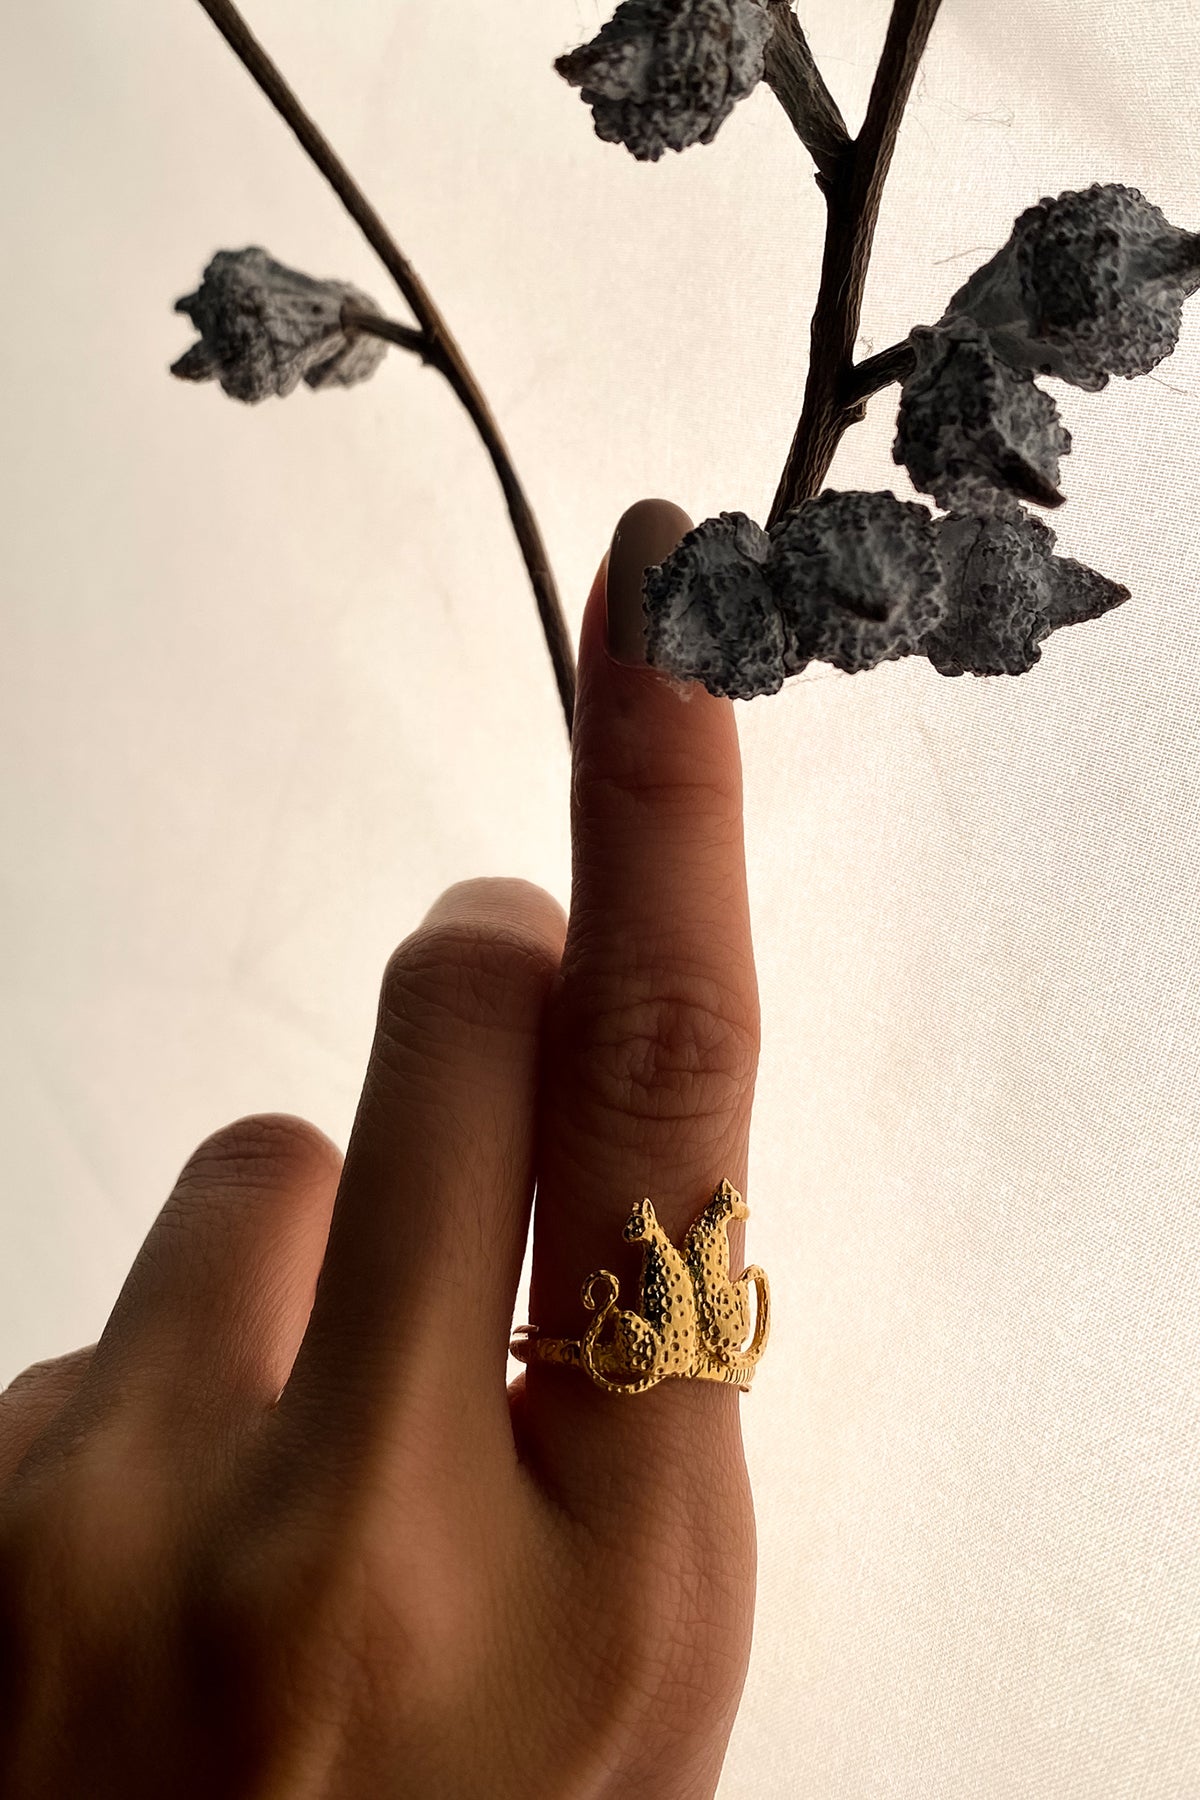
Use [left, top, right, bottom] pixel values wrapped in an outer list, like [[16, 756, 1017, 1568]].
[[519, 501, 764, 1466]]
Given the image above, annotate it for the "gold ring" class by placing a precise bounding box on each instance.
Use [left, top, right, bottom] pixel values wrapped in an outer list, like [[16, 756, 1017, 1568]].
[[509, 1179, 770, 1396]]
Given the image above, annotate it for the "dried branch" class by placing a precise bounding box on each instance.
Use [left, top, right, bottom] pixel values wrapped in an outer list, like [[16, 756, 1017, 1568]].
[[340, 307, 437, 366], [761, 1, 850, 187], [842, 337, 917, 407], [766, 0, 945, 529], [193, 0, 576, 741]]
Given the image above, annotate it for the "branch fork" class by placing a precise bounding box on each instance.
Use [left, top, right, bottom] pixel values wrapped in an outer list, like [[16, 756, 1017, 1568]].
[[181, 0, 941, 737], [181, 1, 1171, 714]]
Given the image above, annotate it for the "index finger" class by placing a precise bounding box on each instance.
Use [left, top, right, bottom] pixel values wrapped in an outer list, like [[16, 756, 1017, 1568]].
[[518, 498, 763, 1441]]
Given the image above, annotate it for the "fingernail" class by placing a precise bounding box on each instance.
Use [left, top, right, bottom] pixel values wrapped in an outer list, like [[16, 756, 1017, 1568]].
[[605, 498, 694, 666]]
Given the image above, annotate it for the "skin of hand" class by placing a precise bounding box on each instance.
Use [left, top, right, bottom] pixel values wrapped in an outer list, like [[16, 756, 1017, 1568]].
[[0, 498, 763, 1800]]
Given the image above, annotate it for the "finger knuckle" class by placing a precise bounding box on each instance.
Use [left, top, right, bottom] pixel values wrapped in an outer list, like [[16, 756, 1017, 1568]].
[[575, 739, 742, 827], [177, 1114, 341, 1196], [554, 973, 760, 1132], [0, 1348, 95, 1438]]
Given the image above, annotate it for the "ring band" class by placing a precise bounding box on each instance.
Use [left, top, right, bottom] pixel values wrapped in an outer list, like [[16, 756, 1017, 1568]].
[[509, 1178, 770, 1396]]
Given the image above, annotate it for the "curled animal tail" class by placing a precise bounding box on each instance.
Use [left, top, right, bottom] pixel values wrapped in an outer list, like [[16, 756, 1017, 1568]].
[[743, 1266, 770, 1359], [581, 1270, 620, 1314], [580, 1273, 668, 1394], [508, 1271, 621, 1372], [724, 1265, 770, 1371]]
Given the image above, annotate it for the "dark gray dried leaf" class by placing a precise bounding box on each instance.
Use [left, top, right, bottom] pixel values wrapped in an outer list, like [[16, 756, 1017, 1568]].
[[893, 318, 1071, 515], [171, 248, 387, 403], [924, 510, 1130, 676], [643, 512, 785, 698], [555, 0, 771, 162], [767, 490, 946, 674], [944, 182, 1200, 392]]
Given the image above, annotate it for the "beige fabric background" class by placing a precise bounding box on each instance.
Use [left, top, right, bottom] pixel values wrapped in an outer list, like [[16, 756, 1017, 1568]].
[[2, 1, 1198, 1792]]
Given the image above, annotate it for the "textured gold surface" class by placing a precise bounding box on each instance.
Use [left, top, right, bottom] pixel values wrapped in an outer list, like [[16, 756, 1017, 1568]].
[[510, 1179, 770, 1395]]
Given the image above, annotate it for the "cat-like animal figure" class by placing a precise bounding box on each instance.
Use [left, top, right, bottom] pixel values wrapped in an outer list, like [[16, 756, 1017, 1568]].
[[510, 1182, 770, 1395]]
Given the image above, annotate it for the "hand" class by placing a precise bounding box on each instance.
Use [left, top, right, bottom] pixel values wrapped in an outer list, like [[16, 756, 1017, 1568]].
[[0, 499, 764, 1800]]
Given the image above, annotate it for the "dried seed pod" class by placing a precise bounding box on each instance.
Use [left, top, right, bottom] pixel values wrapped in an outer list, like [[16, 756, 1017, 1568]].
[[643, 512, 786, 699], [944, 182, 1200, 392], [171, 248, 388, 403], [893, 318, 1071, 515], [767, 490, 946, 674], [925, 510, 1130, 677], [555, 0, 771, 163]]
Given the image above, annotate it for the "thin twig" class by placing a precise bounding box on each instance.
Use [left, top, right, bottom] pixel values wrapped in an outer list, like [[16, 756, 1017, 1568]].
[[766, 0, 945, 529], [340, 307, 437, 365], [842, 337, 917, 407], [194, 0, 576, 741], [761, 1, 850, 187]]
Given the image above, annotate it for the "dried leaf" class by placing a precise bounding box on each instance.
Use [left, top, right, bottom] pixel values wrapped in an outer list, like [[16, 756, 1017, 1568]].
[[171, 248, 387, 403], [926, 510, 1130, 676], [768, 490, 946, 674], [894, 317, 1071, 515], [643, 511, 785, 698], [555, 0, 771, 162], [945, 182, 1200, 392]]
